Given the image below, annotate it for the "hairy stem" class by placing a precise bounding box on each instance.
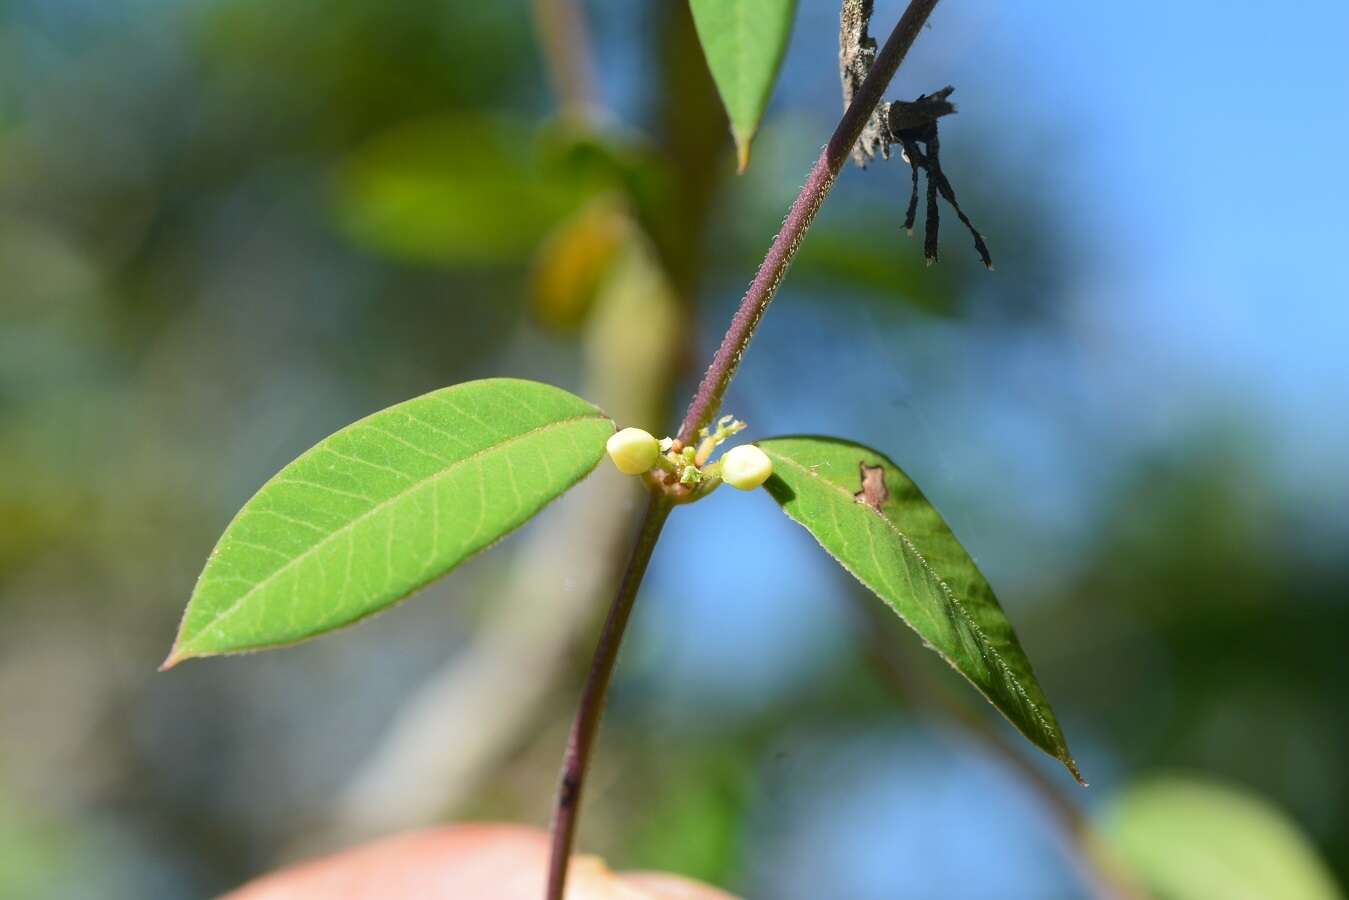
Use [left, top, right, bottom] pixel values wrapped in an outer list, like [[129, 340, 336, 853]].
[[545, 2, 942, 895], [545, 495, 673, 899], [678, 0, 943, 444]]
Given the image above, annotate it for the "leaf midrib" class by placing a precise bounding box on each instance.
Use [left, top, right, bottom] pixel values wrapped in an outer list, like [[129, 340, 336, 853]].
[[185, 411, 608, 645], [768, 450, 1062, 750]]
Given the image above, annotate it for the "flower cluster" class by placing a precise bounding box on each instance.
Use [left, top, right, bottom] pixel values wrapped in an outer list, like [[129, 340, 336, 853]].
[[604, 416, 772, 495]]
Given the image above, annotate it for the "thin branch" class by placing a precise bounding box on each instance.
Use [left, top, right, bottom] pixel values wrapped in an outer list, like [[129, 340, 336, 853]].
[[677, 0, 944, 444], [545, 495, 673, 899], [532, 0, 598, 120]]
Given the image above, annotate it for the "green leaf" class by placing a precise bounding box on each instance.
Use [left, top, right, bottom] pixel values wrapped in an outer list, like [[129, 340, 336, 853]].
[[757, 436, 1080, 781], [164, 379, 614, 666], [331, 113, 592, 265], [688, 0, 798, 172], [1106, 776, 1343, 900]]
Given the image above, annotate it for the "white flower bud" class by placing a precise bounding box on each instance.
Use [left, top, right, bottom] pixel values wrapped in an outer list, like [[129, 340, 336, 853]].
[[606, 427, 660, 475], [721, 444, 773, 491]]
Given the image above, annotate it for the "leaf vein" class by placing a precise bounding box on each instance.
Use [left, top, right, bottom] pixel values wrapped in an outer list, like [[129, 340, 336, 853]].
[[190, 413, 607, 643], [320, 445, 413, 481], [770, 452, 1055, 741], [366, 423, 452, 465]]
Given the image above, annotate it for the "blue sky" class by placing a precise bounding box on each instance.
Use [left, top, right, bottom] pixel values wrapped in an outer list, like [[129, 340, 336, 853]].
[[976, 0, 1349, 478], [623, 3, 1349, 894]]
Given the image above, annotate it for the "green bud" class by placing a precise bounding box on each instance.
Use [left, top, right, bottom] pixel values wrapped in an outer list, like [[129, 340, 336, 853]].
[[721, 444, 773, 491], [606, 427, 660, 475]]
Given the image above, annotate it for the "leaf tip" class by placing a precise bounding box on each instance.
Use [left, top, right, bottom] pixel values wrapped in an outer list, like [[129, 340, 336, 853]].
[[158, 646, 189, 672], [1065, 755, 1088, 787], [735, 137, 752, 174]]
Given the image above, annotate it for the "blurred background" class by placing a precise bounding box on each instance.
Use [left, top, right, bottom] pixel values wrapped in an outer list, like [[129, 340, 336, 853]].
[[2, 0, 1347, 897]]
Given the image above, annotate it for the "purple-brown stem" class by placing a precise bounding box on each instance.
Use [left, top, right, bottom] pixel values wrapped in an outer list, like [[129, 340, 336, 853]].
[[545, 496, 672, 898], [546, 2, 942, 896], [678, 0, 943, 444]]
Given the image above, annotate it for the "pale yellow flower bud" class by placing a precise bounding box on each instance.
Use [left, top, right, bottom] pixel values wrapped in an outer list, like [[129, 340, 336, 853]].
[[721, 444, 773, 491], [606, 427, 660, 475]]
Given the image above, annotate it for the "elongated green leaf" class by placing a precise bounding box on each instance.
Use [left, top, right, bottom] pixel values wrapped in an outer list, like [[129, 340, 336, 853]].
[[757, 436, 1080, 780], [689, 0, 798, 172], [164, 379, 613, 666], [1106, 777, 1343, 900]]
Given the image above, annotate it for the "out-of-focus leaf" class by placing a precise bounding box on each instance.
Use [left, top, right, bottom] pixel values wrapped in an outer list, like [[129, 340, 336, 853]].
[[331, 114, 592, 265], [537, 125, 680, 263], [581, 223, 686, 430], [164, 379, 614, 666], [688, 0, 798, 172], [1107, 776, 1343, 900], [757, 436, 1080, 781], [197, 2, 534, 146], [530, 197, 630, 331], [623, 753, 752, 886], [0, 785, 69, 899]]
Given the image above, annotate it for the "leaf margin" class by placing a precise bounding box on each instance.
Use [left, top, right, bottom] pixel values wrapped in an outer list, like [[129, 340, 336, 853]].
[[162, 378, 615, 669], [688, 0, 800, 172], [757, 434, 1082, 783]]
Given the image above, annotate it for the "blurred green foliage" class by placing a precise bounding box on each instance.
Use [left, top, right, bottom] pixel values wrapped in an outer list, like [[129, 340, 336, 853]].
[[1, 1, 1346, 898], [333, 114, 592, 266], [1108, 776, 1342, 900]]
